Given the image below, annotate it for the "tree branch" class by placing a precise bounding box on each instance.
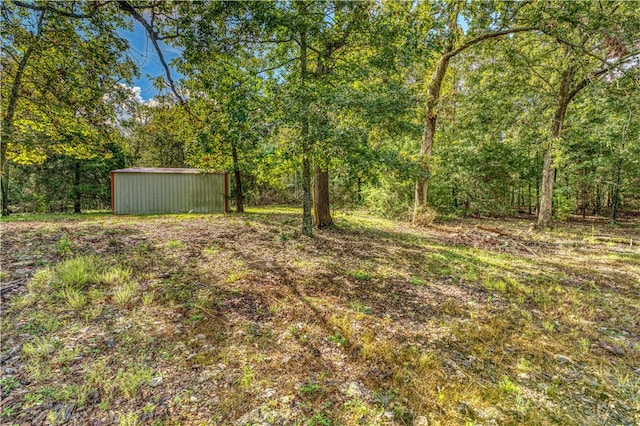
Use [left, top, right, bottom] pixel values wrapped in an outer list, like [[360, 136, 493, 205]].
[[568, 49, 640, 102], [115, 1, 185, 105], [155, 33, 180, 41], [537, 27, 608, 64], [445, 27, 537, 59], [508, 46, 557, 94], [237, 57, 299, 86], [12, 0, 101, 19], [237, 37, 296, 45]]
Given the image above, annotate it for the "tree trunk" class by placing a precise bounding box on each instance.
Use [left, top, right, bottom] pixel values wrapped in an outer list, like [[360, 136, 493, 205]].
[[300, 30, 313, 236], [313, 166, 332, 228], [537, 65, 574, 229], [610, 141, 624, 224], [413, 52, 452, 222], [528, 180, 532, 215], [231, 142, 244, 213], [535, 152, 540, 214], [73, 160, 81, 213], [519, 190, 524, 210], [463, 194, 470, 215], [410, 10, 534, 223], [2, 40, 37, 215], [452, 185, 458, 209], [0, 149, 8, 216], [538, 144, 555, 228], [413, 6, 461, 222], [302, 156, 313, 235]]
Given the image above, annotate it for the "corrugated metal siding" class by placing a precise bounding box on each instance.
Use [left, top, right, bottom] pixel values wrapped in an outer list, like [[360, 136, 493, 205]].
[[113, 172, 226, 214]]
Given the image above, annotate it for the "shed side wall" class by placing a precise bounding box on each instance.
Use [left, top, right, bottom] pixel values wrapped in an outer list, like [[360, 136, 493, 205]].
[[114, 172, 226, 214]]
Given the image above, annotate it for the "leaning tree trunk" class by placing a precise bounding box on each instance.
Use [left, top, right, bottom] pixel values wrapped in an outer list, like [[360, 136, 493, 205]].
[[410, 12, 534, 223], [413, 52, 452, 223], [1, 140, 9, 216], [537, 65, 574, 229], [231, 142, 244, 213], [313, 166, 332, 228], [2, 42, 36, 215]]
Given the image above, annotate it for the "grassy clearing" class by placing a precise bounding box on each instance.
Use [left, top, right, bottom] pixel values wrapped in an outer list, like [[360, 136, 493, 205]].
[[1, 208, 638, 425]]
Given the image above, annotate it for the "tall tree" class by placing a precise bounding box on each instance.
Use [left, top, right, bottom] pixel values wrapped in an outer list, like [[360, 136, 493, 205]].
[[411, 1, 534, 223], [120, 99, 196, 168], [229, 0, 374, 234], [1, 1, 135, 214], [0, 4, 43, 215], [172, 0, 270, 213], [528, 1, 640, 228]]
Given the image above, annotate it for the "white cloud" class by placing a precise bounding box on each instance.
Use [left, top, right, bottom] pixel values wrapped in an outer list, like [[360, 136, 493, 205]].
[[129, 86, 144, 103], [115, 83, 144, 104]]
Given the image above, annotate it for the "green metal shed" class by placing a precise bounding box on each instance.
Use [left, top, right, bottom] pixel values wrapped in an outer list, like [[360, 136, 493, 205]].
[[111, 168, 228, 214]]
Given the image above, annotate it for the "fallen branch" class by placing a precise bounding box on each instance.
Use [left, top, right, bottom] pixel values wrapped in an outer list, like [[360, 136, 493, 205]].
[[593, 236, 633, 246], [512, 240, 540, 257], [475, 225, 540, 257], [475, 225, 513, 238], [193, 304, 227, 323]]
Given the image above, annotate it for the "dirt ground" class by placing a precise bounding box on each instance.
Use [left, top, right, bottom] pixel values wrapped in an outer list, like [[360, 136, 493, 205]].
[[1, 208, 638, 425]]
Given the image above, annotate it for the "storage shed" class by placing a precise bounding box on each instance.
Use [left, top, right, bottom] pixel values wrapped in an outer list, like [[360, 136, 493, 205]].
[[111, 168, 228, 214]]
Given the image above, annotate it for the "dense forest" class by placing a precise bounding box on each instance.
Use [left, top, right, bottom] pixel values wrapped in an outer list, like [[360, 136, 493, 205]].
[[2, 1, 639, 231]]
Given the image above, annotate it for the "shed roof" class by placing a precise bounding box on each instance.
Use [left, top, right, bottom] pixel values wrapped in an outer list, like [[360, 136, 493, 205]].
[[112, 168, 224, 174]]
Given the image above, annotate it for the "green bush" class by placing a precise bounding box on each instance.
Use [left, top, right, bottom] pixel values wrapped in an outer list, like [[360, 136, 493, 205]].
[[554, 186, 576, 221], [363, 175, 413, 219]]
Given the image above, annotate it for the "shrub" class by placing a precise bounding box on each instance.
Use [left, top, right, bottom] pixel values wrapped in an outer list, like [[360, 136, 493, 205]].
[[363, 175, 413, 219], [413, 205, 437, 227], [554, 188, 576, 221]]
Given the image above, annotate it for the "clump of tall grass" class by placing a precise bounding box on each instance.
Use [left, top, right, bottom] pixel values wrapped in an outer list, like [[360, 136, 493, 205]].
[[55, 256, 101, 290]]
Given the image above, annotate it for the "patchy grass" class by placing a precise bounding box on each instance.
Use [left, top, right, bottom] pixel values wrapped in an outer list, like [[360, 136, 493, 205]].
[[1, 208, 639, 425], [0, 211, 111, 223]]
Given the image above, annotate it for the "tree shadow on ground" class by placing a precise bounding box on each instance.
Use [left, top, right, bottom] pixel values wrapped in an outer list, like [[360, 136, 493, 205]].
[[2, 212, 638, 425]]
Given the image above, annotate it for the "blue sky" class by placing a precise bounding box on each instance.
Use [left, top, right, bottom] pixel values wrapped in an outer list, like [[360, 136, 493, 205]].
[[120, 22, 183, 101]]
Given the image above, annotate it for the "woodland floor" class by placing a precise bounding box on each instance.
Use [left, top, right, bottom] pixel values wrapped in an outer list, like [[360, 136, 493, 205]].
[[0, 207, 639, 426]]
